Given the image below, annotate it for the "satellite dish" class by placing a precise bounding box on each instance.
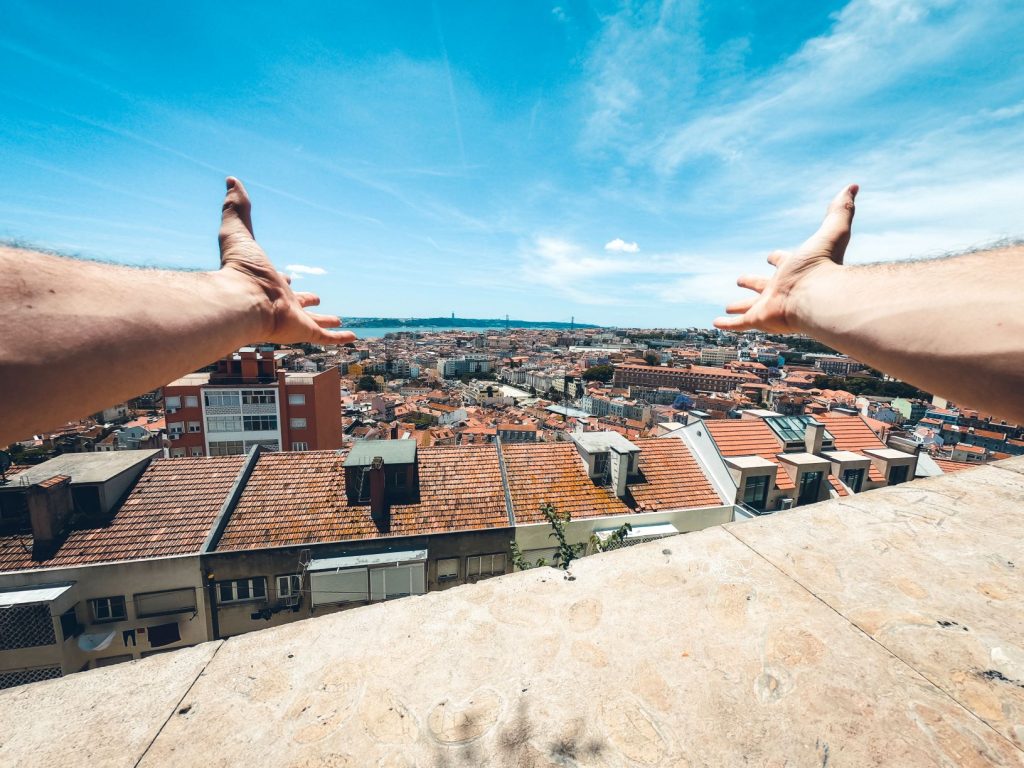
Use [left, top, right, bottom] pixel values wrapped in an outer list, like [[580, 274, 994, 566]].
[[78, 630, 116, 652]]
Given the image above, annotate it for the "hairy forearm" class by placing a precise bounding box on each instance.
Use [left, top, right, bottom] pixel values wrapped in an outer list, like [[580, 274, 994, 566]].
[[792, 246, 1024, 422], [1, 247, 269, 445]]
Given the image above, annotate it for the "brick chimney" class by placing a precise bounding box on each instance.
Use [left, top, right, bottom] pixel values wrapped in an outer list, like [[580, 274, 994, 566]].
[[369, 456, 388, 532], [27, 476, 74, 560], [804, 421, 825, 455]]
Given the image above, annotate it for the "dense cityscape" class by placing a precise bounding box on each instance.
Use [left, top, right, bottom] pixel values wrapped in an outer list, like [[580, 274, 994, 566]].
[[2, 323, 1018, 687]]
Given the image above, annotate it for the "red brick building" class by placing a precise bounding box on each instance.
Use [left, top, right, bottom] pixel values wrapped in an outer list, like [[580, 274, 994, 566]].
[[162, 348, 341, 457]]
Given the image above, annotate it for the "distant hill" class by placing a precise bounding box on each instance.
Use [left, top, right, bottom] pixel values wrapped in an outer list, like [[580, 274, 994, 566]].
[[343, 316, 599, 330]]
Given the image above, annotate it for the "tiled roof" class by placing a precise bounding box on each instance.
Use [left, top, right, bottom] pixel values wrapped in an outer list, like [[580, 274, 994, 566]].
[[933, 458, 976, 473], [0, 456, 245, 572], [628, 439, 722, 511], [215, 446, 509, 551], [705, 419, 795, 490], [501, 443, 627, 524]]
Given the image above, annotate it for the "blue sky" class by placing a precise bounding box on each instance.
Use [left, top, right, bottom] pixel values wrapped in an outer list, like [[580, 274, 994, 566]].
[[2, 1, 1023, 328]]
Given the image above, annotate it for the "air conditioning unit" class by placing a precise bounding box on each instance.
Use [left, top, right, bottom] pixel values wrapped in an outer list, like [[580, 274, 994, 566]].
[[170, 433, 181, 441], [778, 497, 794, 510]]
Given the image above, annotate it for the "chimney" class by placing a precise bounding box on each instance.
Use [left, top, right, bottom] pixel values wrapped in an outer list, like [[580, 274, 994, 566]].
[[27, 476, 74, 560], [391, 423, 399, 440], [804, 421, 825, 455], [608, 449, 629, 498], [369, 456, 388, 531]]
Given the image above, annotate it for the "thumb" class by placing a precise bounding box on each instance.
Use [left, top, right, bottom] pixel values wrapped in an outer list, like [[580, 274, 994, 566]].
[[219, 177, 255, 259], [811, 183, 858, 263]]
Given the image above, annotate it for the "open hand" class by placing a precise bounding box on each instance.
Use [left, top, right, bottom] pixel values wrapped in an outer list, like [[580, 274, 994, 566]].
[[217, 177, 356, 346], [715, 184, 858, 334]]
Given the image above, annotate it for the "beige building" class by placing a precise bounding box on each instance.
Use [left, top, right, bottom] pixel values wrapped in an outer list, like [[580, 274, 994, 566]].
[[0, 451, 214, 688]]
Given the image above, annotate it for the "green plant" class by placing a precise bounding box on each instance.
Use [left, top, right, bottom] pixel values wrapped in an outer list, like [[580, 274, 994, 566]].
[[510, 503, 632, 571]]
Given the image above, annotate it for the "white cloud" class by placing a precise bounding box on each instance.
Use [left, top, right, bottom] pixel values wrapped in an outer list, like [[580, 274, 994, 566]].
[[285, 264, 328, 276], [604, 238, 639, 253]]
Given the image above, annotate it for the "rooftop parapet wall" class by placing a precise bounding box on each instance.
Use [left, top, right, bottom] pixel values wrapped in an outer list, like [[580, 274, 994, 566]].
[[2, 459, 1024, 767]]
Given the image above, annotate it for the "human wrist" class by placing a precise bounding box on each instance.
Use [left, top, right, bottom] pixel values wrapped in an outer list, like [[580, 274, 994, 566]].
[[207, 267, 275, 341], [786, 260, 843, 336]]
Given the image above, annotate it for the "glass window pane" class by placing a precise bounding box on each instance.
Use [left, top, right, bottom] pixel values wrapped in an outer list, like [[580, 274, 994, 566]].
[[236, 581, 251, 600], [252, 579, 266, 598]]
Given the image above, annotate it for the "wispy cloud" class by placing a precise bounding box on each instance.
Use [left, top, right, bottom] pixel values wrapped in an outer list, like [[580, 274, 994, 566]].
[[286, 264, 328, 279], [604, 238, 639, 253]]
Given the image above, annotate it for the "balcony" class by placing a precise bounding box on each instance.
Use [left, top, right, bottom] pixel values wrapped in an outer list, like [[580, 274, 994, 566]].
[[1, 458, 1023, 766]]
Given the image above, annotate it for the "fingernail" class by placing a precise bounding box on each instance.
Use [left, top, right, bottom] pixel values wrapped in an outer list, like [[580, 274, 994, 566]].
[[226, 177, 236, 190], [849, 183, 859, 198]]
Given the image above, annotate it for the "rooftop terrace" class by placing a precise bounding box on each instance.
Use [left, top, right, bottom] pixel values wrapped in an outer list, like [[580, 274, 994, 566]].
[[2, 458, 1023, 766]]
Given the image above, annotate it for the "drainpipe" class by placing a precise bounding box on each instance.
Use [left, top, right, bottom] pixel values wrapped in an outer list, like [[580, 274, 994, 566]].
[[205, 571, 221, 641]]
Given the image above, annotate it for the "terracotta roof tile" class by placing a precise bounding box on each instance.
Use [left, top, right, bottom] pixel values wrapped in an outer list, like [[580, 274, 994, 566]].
[[0, 456, 245, 572], [628, 439, 722, 511], [215, 446, 509, 551], [501, 443, 627, 524]]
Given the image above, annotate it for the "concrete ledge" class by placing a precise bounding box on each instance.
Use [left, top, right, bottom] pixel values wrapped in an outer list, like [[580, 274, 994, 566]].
[[2, 458, 1023, 766]]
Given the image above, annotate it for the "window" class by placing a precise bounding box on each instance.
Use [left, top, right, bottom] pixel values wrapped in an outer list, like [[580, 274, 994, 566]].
[[466, 554, 506, 580], [369, 564, 426, 600], [134, 588, 196, 618], [289, 417, 307, 429], [164, 396, 181, 409], [310, 568, 368, 606], [389, 471, 407, 489], [170, 448, 186, 458], [204, 391, 239, 408], [797, 471, 823, 505], [742, 475, 770, 510], [91, 596, 127, 623], [842, 468, 865, 493], [190, 447, 204, 457], [593, 452, 610, 477], [437, 558, 459, 582], [168, 422, 184, 434], [241, 389, 276, 405], [243, 415, 278, 431], [60, 608, 81, 641], [292, 442, 309, 451], [288, 393, 306, 406], [207, 415, 243, 432], [888, 464, 910, 486], [276, 574, 302, 600], [208, 440, 245, 456], [184, 396, 199, 408], [187, 421, 201, 433], [217, 578, 267, 604]]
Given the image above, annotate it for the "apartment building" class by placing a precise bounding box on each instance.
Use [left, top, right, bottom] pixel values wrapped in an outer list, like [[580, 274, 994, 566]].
[[613, 363, 754, 393], [0, 451, 212, 688], [698, 346, 739, 366], [705, 411, 918, 515], [436, 355, 492, 379], [811, 355, 862, 376], [163, 348, 341, 457]]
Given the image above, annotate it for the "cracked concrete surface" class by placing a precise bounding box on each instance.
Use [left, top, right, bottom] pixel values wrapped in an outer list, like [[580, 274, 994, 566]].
[[2, 459, 1023, 767]]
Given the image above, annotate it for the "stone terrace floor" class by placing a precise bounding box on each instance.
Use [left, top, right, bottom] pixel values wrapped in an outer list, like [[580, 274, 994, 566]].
[[2, 458, 1024, 767]]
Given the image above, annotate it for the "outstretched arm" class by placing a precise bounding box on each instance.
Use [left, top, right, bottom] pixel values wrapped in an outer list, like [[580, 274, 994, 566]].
[[0, 177, 355, 446], [716, 185, 1024, 422]]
